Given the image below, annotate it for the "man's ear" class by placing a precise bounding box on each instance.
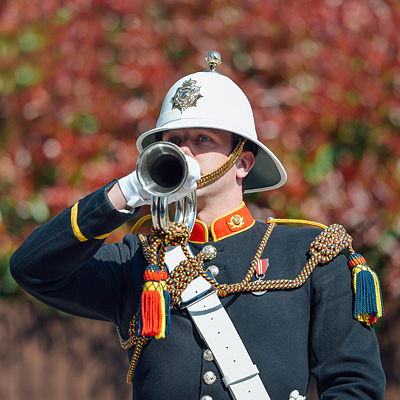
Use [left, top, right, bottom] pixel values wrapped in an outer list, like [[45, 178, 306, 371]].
[[236, 151, 255, 179]]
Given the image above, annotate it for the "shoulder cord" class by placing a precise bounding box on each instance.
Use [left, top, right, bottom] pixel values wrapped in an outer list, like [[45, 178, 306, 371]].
[[168, 221, 353, 298], [119, 220, 382, 383]]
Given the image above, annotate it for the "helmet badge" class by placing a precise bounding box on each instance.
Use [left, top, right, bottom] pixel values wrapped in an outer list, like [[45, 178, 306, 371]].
[[171, 78, 203, 113]]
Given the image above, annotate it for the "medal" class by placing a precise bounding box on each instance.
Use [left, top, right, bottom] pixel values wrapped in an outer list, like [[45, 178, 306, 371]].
[[252, 258, 269, 296]]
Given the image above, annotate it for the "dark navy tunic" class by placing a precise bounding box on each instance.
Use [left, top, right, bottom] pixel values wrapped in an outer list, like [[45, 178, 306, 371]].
[[10, 182, 386, 399]]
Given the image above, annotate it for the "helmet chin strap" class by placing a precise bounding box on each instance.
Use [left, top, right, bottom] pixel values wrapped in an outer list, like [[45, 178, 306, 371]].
[[197, 139, 246, 188]]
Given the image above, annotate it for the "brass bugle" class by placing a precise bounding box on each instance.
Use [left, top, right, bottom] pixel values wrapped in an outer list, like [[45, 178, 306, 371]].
[[136, 142, 197, 232], [136, 142, 188, 197]]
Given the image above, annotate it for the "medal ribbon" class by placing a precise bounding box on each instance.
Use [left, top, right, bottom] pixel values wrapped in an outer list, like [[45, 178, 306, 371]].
[[256, 259, 269, 277]]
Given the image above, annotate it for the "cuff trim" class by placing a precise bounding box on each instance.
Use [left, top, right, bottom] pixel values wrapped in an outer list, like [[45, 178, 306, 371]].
[[71, 202, 111, 242]]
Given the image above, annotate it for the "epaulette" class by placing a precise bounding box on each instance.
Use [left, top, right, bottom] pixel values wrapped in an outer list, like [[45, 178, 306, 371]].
[[266, 218, 384, 326]]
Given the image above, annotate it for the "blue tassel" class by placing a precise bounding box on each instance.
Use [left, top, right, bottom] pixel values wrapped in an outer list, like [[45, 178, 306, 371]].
[[348, 253, 384, 326], [164, 289, 171, 336]]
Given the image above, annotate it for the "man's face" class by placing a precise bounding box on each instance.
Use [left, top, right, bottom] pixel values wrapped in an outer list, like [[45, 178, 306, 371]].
[[162, 128, 237, 198]]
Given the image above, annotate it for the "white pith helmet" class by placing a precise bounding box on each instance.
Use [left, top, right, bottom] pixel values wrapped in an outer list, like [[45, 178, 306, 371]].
[[136, 51, 287, 193]]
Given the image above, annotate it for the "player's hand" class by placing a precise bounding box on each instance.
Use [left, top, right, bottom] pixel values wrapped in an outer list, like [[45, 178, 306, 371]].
[[118, 170, 152, 209], [118, 155, 200, 209]]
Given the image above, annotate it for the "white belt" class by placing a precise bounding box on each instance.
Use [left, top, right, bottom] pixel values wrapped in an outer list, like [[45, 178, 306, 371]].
[[165, 245, 271, 400]]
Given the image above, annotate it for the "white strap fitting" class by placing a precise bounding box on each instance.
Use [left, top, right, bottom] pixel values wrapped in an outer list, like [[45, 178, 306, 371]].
[[223, 364, 259, 386], [181, 276, 213, 305]]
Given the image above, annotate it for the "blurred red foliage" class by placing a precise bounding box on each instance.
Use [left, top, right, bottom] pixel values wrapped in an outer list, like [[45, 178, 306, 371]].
[[1, 0, 400, 305]]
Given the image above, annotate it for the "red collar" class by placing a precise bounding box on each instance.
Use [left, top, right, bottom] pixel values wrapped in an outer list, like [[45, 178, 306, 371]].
[[189, 202, 255, 243]]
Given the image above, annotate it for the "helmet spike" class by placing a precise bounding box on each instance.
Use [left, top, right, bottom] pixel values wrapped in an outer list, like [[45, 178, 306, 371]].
[[205, 51, 222, 72]]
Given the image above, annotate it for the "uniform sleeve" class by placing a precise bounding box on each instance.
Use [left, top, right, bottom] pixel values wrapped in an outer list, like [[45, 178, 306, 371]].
[[10, 181, 141, 324], [309, 252, 386, 399]]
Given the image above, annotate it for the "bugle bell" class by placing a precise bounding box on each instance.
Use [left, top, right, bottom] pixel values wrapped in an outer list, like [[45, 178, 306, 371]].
[[136, 142, 197, 232]]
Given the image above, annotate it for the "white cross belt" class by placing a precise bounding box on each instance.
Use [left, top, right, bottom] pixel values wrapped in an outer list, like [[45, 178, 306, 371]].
[[165, 245, 271, 400]]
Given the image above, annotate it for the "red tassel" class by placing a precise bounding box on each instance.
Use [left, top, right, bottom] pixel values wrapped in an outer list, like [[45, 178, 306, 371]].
[[137, 265, 170, 338], [140, 288, 162, 336]]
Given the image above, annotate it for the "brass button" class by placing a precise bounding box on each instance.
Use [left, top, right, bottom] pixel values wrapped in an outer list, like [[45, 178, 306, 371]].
[[203, 349, 214, 362], [228, 214, 244, 229], [207, 265, 219, 277], [232, 215, 242, 225], [201, 245, 217, 257], [203, 371, 217, 385]]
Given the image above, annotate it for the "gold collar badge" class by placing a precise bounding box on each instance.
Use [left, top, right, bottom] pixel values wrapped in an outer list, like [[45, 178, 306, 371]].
[[171, 79, 203, 112], [228, 215, 245, 229]]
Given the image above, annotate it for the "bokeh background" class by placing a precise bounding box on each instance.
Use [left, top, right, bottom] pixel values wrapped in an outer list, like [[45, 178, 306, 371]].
[[1, 0, 399, 398]]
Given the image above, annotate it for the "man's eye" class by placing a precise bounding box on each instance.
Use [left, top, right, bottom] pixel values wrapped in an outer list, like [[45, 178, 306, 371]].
[[167, 137, 180, 145], [199, 136, 211, 142]]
